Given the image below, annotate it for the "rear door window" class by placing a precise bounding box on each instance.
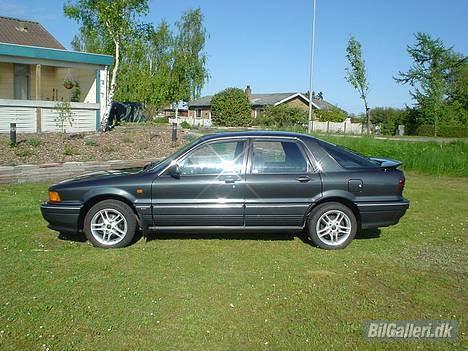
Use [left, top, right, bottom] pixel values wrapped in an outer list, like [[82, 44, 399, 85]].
[[250, 140, 308, 174]]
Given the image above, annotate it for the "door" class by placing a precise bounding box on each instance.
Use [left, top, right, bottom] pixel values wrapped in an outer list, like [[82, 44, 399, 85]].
[[244, 138, 322, 227], [14, 64, 30, 100], [152, 139, 247, 227]]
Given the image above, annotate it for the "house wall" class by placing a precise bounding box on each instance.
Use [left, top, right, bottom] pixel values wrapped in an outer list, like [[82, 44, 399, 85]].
[[0, 63, 96, 103], [283, 96, 309, 111], [0, 62, 14, 98], [29, 66, 96, 103]]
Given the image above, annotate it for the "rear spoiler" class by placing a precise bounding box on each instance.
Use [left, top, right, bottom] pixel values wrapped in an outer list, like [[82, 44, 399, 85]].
[[369, 157, 402, 170]]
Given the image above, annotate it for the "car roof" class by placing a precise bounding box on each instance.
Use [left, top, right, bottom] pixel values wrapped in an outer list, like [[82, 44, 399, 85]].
[[198, 130, 318, 141]]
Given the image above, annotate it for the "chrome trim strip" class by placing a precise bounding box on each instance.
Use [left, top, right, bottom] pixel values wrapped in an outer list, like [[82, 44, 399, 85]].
[[356, 202, 409, 207], [245, 204, 309, 208], [152, 204, 244, 209], [41, 205, 81, 211]]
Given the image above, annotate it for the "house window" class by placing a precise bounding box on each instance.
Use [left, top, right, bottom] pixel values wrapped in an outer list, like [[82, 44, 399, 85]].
[[196, 109, 202, 119], [14, 64, 30, 100]]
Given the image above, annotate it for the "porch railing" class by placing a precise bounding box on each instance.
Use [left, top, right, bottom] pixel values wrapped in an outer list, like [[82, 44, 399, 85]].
[[0, 99, 99, 133]]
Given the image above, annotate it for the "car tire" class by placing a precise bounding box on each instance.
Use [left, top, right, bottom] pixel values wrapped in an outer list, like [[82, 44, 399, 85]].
[[84, 200, 137, 248], [307, 202, 357, 250]]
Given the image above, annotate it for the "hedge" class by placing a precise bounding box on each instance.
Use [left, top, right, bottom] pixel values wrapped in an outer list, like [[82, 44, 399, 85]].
[[416, 125, 468, 138]]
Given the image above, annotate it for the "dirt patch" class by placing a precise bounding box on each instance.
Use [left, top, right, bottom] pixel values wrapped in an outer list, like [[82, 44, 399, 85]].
[[0, 124, 192, 166]]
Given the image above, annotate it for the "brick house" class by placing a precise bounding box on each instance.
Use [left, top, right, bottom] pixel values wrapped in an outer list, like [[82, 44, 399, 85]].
[[179, 85, 336, 127]]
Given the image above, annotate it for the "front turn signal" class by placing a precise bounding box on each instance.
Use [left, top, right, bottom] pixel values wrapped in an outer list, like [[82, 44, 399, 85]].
[[48, 191, 61, 202]]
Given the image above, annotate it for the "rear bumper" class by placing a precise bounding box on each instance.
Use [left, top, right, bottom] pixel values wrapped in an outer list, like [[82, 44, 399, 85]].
[[357, 199, 409, 229], [40, 203, 82, 233]]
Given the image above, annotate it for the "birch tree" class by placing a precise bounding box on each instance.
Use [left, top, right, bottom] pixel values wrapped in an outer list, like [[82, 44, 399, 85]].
[[64, 0, 149, 132], [345, 35, 371, 134]]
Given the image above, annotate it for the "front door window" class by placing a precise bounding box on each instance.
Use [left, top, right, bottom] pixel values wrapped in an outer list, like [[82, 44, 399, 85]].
[[179, 140, 245, 176]]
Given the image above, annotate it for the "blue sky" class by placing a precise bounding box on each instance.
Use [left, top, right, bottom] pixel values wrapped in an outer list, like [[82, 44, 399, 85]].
[[1, 0, 467, 113]]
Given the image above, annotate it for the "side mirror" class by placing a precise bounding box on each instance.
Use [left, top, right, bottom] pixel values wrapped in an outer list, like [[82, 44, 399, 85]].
[[167, 162, 180, 179]]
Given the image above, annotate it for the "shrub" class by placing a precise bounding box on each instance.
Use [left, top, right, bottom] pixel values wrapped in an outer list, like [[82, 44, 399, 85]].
[[315, 107, 347, 122], [152, 117, 169, 124], [417, 124, 468, 138], [370, 107, 409, 135], [27, 138, 42, 147], [211, 88, 252, 127], [258, 105, 307, 128], [15, 148, 33, 157], [180, 121, 191, 129], [63, 144, 79, 156], [84, 139, 98, 146]]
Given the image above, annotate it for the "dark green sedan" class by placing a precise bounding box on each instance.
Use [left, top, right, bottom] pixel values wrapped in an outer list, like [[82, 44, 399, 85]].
[[41, 131, 409, 249]]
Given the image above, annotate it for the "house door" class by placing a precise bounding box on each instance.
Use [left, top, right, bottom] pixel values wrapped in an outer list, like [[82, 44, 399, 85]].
[[14, 64, 30, 100]]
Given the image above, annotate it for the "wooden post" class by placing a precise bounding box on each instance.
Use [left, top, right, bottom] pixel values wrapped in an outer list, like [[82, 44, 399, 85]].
[[35, 64, 42, 132]]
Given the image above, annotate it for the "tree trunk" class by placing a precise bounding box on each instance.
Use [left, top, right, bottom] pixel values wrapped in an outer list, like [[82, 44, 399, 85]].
[[99, 39, 120, 133], [364, 99, 370, 135]]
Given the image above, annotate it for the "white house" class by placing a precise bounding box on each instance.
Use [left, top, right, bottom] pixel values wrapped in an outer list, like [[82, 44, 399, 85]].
[[0, 16, 113, 133]]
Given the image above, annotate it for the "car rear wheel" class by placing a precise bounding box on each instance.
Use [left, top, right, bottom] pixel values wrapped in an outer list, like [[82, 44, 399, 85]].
[[307, 202, 357, 250], [84, 200, 137, 248]]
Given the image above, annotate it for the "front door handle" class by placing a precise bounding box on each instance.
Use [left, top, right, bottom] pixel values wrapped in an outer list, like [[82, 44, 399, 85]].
[[223, 176, 240, 184], [296, 175, 311, 183]]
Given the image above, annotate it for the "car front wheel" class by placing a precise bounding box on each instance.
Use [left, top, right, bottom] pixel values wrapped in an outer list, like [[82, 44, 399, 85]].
[[84, 200, 137, 248], [307, 202, 357, 250]]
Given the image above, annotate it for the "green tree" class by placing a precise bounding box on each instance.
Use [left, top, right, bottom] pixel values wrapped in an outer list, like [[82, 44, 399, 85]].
[[170, 8, 209, 121], [211, 88, 252, 127], [64, 0, 150, 132], [345, 35, 371, 134], [395, 32, 464, 135]]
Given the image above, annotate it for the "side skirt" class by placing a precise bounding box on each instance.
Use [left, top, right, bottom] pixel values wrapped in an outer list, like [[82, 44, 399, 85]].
[[148, 225, 305, 233]]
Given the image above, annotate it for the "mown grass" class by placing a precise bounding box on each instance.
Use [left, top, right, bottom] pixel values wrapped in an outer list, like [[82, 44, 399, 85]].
[[318, 135, 468, 177], [0, 174, 466, 350]]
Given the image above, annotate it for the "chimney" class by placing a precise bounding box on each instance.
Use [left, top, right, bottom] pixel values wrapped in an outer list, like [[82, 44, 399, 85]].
[[245, 85, 252, 98]]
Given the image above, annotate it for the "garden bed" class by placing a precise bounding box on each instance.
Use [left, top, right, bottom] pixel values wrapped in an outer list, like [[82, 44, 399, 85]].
[[0, 124, 190, 166]]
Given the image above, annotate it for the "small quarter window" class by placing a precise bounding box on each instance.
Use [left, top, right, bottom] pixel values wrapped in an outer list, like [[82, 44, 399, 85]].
[[318, 141, 379, 169], [251, 140, 307, 174]]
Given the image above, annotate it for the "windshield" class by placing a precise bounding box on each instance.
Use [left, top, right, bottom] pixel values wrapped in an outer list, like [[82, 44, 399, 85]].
[[142, 137, 202, 172]]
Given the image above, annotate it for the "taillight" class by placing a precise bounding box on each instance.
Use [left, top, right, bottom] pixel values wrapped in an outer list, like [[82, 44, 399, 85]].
[[397, 178, 405, 194]]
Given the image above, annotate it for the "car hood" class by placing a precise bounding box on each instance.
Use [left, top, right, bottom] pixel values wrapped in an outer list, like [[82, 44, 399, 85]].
[[56, 169, 139, 186]]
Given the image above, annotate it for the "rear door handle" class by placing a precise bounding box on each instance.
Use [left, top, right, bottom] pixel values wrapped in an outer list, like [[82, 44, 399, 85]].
[[296, 175, 311, 183]]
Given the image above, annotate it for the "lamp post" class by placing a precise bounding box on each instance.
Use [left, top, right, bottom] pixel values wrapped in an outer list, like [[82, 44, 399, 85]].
[[307, 0, 317, 134]]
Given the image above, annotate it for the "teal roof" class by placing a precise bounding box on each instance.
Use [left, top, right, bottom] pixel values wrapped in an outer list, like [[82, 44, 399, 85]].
[[0, 42, 113, 66]]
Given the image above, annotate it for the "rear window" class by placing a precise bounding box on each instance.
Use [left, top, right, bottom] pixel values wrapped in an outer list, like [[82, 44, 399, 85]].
[[318, 141, 379, 169]]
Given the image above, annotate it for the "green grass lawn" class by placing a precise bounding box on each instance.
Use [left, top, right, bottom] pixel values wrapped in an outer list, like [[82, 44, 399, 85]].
[[0, 174, 466, 350]]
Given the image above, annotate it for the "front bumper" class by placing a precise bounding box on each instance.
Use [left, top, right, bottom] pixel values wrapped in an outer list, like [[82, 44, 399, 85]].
[[40, 202, 82, 233], [357, 199, 409, 229]]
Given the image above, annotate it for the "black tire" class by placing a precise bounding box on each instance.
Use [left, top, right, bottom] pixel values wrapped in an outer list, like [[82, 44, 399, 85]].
[[307, 202, 357, 250], [83, 200, 137, 248]]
